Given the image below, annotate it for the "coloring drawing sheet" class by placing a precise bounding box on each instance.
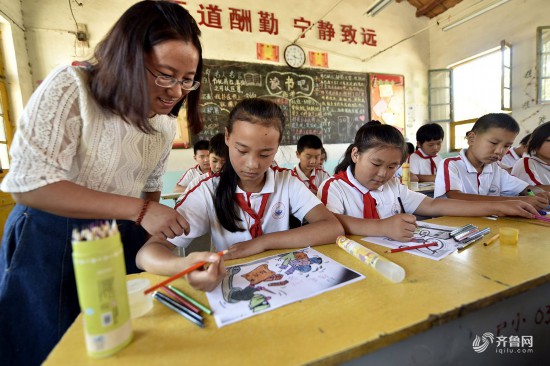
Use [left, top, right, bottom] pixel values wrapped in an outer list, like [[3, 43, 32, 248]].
[[206, 247, 364, 327], [362, 222, 461, 261]]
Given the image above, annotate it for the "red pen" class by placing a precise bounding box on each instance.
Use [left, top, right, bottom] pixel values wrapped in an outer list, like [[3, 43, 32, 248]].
[[385, 242, 438, 253]]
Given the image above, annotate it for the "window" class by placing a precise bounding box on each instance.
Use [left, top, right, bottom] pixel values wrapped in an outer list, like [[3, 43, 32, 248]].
[[428, 40, 512, 122], [537, 26, 550, 104], [430, 41, 512, 150], [428, 69, 452, 123], [449, 119, 475, 151]]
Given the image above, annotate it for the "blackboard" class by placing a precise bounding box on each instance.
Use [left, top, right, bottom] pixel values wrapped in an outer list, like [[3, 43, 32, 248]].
[[195, 59, 369, 145]]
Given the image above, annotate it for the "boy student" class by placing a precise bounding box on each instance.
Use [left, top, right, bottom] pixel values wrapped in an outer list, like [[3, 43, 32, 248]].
[[409, 123, 444, 182], [137, 98, 343, 278], [434, 113, 550, 210], [318, 147, 327, 169], [318, 124, 538, 242], [500, 133, 531, 171], [292, 134, 330, 194], [174, 139, 210, 192]]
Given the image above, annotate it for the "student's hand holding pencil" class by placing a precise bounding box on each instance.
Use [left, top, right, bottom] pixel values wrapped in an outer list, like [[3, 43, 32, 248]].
[[380, 214, 417, 242], [185, 252, 226, 292], [492, 200, 538, 218]]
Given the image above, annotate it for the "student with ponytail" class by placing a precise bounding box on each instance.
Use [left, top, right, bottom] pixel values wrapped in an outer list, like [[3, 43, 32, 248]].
[[318, 124, 538, 242], [137, 98, 343, 277]]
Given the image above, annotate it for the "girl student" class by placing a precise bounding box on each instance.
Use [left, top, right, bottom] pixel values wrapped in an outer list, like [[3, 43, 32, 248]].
[[434, 114, 550, 209], [137, 98, 344, 276], [511, 121, 550, 188], [0, 2, 222, 364], [317, 124, 538, 242]]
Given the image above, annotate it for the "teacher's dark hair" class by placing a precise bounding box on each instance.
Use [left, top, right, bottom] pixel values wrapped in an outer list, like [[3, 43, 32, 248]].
[[214, 98, 285, 232], [87, 0, 203, 134], [334, 124, 407, 174]]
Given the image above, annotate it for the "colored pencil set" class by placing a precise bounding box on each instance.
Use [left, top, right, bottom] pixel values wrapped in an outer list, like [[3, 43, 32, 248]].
[[450, 224, 491, 250], [153, 285, 212, 328]]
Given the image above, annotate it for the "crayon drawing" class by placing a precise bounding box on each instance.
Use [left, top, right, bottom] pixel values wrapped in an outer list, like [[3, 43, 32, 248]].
[[362, 222, 461, 261], [206, 247, 364, 327]]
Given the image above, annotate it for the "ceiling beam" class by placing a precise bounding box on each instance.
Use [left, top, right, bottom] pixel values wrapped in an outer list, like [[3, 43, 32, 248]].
[[416, 0, 447, 18]]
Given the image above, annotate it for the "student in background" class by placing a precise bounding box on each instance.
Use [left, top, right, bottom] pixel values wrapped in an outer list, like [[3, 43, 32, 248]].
[[500, 133, 531, 171], [0, 2, 203, 364], [409, 123, 444, 182], [137, 98, 343, 275], [174, 139, 210, 192], [179, 133, 228, 199], [292, 134, 329, 195], [203, 133, 227, 177], [511, 122, 550, 188], [318, 124, 537, 242], [434, 113, 550, 209], [319, 147, 327, 169]]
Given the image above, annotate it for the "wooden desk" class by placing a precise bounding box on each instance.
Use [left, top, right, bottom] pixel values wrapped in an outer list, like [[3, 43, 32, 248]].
[[45, 217, 550, 365]]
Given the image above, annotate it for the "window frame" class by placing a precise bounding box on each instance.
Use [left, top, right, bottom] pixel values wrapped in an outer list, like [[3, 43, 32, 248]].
[[449, 118, 476, 152], [537, 26, 550, 104]]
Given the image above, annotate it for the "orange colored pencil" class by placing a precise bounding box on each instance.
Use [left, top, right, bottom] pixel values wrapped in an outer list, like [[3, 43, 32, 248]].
[[385, 242, 437, 253], [144, 250, 226, 294]]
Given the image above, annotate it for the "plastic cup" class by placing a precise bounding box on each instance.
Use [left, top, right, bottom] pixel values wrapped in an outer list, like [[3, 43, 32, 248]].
[[127, 279, 153, 318], [409, 181, 419, 190], [499, 227, 519, 245]]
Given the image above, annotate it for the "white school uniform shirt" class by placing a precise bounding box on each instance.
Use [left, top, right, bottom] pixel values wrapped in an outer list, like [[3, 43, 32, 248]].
[[317, 167, 426, 219], [500, 147, 521, 170], [169, 166, 322, 250], [409, 148, 442, 175], [176, 164, 206, 188], [434, 149, 528, 198], [291, 165, 330, 194], [511, 156, 550, 185]]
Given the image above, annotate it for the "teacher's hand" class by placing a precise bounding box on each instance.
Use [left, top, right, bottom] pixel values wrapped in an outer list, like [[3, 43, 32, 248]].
[[139, 201, 190, 239]]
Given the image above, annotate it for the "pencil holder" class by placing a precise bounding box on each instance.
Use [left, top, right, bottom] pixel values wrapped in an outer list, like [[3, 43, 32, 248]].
[[72, 222, 133, 358]]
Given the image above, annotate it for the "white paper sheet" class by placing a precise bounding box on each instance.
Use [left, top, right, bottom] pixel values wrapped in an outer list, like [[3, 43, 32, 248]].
[[362, 222, 462, 261], [206, 247, 364, 327]]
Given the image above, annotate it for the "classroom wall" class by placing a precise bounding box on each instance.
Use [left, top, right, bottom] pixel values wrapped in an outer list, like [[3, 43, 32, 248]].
[[10, 0, 431, 198], [429, 0, 550, 140], [3, 0, 546, 200]]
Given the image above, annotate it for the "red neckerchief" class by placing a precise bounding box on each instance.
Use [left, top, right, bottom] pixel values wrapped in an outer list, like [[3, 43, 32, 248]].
[[334, 170, 380, 219], [414, 150, 437, 174], [234, 192, 271, 238], [292, 167, 319, 193]]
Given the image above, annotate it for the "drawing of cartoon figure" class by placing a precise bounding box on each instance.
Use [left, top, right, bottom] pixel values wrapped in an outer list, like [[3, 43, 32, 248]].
[[221, 264, 282, 310], [278, 251, 323, 275], [248, 294, 271, 312]]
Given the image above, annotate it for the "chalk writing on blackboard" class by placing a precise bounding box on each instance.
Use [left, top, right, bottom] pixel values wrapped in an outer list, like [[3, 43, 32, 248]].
[[195, 60, 369, 145]]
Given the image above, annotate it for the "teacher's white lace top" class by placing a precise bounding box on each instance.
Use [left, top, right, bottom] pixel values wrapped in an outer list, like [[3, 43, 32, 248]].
[[1, 65, 177, 198]]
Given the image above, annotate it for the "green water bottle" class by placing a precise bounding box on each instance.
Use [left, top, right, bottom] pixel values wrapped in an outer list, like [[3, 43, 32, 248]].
[[72, 222, 133, 358]]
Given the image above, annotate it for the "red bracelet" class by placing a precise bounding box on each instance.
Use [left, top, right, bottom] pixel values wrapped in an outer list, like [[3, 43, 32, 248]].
[[135, 199, 151, 226]]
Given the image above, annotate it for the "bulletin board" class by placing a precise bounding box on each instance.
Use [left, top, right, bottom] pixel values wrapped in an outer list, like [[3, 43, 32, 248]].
[[368, 73, 405, 133], [191, 59, 371, 145]]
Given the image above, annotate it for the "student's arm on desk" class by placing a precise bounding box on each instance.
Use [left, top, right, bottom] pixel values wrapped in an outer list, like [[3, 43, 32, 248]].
[[415, 196, 538, 218], [224, 204, 344, 260], [415, 174, 435, 182], [136, 237, 225, 292], [12, 181, 189, 239], [335, 213, 417, 242], [446, 190, 549, 210]]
